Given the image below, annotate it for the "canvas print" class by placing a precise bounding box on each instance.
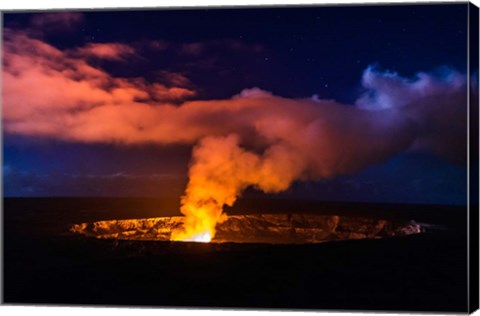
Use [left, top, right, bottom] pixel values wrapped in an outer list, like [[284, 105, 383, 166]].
[[2, 2, 479, 313]]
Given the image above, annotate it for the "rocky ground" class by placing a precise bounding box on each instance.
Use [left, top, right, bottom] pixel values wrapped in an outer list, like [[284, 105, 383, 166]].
[[70, 213, 424, 243]]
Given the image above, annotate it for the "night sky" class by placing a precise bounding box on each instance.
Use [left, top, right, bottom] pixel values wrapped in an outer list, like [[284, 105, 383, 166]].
[[2, 3, 473, 204]]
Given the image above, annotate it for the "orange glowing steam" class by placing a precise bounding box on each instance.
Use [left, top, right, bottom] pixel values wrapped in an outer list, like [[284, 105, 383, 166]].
[[169, 134, 301, 242], [170, 201, 222, 243], [170, 150, 232, 242]]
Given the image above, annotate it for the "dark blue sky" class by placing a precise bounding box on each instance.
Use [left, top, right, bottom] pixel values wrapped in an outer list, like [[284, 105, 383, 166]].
[[3, 3, 472, 204]]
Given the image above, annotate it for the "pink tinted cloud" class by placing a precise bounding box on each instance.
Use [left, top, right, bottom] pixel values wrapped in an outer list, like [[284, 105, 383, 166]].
[[3, 29, 196, 131], [151, 84, 196, 101], [73, 43, 137, 61], [30, 12, 84, 31], [180, 42, 206, 56], [157, 71, 192, 86], [3, 27, 468, 172]]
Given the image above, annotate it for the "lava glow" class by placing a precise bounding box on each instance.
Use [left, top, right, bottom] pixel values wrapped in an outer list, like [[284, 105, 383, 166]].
[[70, 214, 425, 244], [169, 202, 221, 243], [182, 232, 212, 243]]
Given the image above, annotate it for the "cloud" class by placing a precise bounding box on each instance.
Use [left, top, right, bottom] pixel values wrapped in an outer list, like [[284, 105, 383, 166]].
[[180, 42, 206, 56], [157, 70, 192, 86], [150, 84, 196, 102], [73, 43, 137, 61], [234, 87, 274, 99], [357, 65, 469, 164], [30, 12, 84, 33], [3, 28, 196, 133], [357, 65, 466, 110], [3, 30, 468, 163]]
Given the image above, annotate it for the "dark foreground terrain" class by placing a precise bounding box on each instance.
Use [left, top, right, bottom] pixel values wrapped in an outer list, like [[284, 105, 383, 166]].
[[3, 198, 468, 312]]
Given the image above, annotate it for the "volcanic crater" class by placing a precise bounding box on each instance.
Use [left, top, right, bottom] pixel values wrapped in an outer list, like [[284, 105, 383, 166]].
[[70, 213, 424, 244]]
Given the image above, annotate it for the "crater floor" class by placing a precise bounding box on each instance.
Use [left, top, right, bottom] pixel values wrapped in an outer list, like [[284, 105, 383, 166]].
[[70, 213, 424, 244]]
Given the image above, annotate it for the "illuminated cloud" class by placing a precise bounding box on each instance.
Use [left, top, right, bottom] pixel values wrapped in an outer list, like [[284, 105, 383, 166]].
[[234, 87, 274, 99], [357, 65, 466, 110], [3, 26, 468, 165], [157, 71, 192, 87], [73, 43, 137, 61], [3, 28, 196, 134]]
